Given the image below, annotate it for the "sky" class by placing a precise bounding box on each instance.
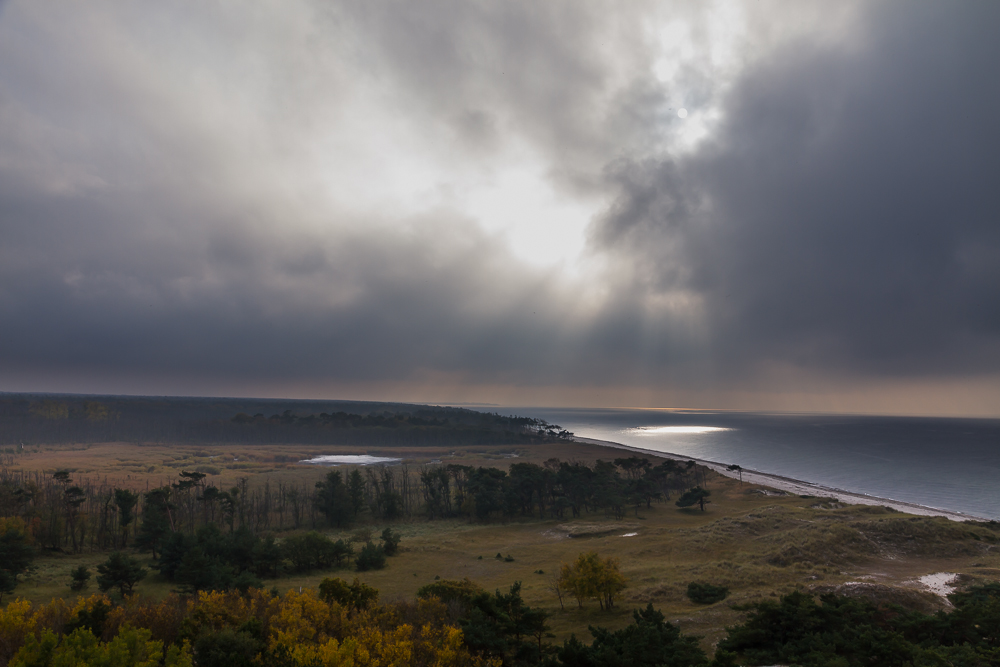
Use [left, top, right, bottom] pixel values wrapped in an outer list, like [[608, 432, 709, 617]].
[[1, 0, 998, 416]]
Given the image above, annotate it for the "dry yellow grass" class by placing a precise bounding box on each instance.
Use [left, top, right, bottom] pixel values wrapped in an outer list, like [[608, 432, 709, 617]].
[[6, 439, 609, 490]]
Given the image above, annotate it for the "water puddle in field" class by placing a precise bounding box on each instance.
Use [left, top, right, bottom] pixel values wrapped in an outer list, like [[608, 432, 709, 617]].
[[299, 455, 401, 466]]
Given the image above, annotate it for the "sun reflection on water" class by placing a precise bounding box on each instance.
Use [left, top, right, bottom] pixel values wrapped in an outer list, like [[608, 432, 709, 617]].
[[625, 426, 731, 435]]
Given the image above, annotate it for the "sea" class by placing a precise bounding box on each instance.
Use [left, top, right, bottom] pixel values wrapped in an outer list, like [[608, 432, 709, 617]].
[[509, 408, 1000, 521]]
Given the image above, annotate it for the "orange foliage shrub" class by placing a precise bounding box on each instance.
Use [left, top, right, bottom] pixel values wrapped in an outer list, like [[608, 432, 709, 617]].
[[0, 586, 494, 667], [269, 588, 348, 652], [104, 594, 187, 644]]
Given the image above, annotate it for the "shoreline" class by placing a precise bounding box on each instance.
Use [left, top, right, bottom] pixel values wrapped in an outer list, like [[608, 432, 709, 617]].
[[573, 436, 989, 523]]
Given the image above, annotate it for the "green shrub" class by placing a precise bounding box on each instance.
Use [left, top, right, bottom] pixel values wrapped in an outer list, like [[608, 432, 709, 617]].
[[557, 604, 707, 667], [355, 543, 386, 572], [65, 599, 110, 637], [318, 577, 379, 610], [686, 582, 729, 604], [381, 528, 401, 556], [193, 625, 262, 667], [69, 565, 91, 591], [96, 552, 147, 597], [281, 531, 350, 573], [232, 570, 262, 594], [417, 578, 486, 604]]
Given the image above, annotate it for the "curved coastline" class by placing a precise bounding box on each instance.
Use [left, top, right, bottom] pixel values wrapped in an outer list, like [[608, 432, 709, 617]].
[[573, 436, 988, 523]]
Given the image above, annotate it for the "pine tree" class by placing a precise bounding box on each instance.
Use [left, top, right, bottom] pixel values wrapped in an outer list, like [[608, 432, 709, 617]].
[[96, 552, 147, 597]]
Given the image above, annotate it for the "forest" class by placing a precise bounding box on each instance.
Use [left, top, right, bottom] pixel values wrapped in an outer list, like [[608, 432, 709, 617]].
[[0, 394, 568, 446], [0, 453, 706, 598], [0, 445, 731, 665]]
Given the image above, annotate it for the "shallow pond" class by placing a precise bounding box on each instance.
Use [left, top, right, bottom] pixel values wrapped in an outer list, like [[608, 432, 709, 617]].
[[299, 454, 401, 466]]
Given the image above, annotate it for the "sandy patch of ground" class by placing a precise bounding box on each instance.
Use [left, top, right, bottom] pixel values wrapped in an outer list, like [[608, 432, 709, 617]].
[[918, 572, 959, 597]]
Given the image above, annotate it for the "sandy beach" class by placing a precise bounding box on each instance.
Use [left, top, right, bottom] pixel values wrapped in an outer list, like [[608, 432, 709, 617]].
[[574, 436, 987, 523]]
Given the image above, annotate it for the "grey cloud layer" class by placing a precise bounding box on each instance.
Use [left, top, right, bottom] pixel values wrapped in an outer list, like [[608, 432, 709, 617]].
[[593, 1, 1000, 381], [1, 1, 998, 402]]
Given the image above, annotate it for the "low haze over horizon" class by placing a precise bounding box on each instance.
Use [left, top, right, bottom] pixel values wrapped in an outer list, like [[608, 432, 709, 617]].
[[2, 1, 998, 417]]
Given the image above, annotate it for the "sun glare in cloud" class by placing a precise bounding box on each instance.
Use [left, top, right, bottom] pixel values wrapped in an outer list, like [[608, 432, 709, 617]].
[[459, 165, 595, 270], [309, 82, 598, 271], [309, 1, 785, 273], [305, 2, 772, 273]]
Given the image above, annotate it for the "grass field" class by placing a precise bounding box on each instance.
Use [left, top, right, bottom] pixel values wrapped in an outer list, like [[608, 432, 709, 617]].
[[8, 439, 1000, 654], [5, 438, 604, 490]]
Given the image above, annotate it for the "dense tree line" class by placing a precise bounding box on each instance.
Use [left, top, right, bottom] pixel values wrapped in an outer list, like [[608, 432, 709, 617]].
[[0, 455, 702, 600], [0, 455, 701, 554], [144, 525, 399, 594], [415, 457, 704, 523], [0, 468, 322, 556], [0, 394, 569, 446], [231, 409, 568, 438]]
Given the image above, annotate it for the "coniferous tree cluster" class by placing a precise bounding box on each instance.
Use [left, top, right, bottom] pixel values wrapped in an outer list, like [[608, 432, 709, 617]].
[[418, 457, 705, 523], [0, 455, 706, 600], [0, 394, 572, 447]]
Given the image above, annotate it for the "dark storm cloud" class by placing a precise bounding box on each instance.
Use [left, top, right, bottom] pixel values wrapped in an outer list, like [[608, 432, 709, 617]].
[[592, 1, 1000, 381], [0, 0, 998, 405], [331, 1, 644, 155], [0, 0, 670, 391], [0, 178, 577, 383]]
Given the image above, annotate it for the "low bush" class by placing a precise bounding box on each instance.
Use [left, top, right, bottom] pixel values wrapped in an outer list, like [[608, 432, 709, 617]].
[[69, 565, 91, 591], [282, 531, 353, 573], [318, 577, 379, 610], [686, 582, 729, 604], [417, 578, 486, 604], [381, 527, 401, 555], [355, 542, 386, 571]]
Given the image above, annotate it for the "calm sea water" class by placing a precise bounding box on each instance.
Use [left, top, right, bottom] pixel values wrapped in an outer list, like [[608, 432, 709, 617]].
[[510, 408, 1000, 520]]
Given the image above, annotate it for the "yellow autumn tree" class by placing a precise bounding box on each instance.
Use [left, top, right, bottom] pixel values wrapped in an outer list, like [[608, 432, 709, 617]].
[[184, 588, 278, 635], [0, 599, 37, 665], [10, 626, 192, 667], [0, 586, 494, 667], [269, 588, 348, 654], [104, 593, 187, 645], [558, 551, 627, 610]]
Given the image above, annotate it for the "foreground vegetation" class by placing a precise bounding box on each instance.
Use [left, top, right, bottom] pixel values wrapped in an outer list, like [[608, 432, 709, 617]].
[[6, 462, 1000, 658], [0, 441, 706, 602], [3, 396, 1000, 662], [7, 576, 1000, 666]]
